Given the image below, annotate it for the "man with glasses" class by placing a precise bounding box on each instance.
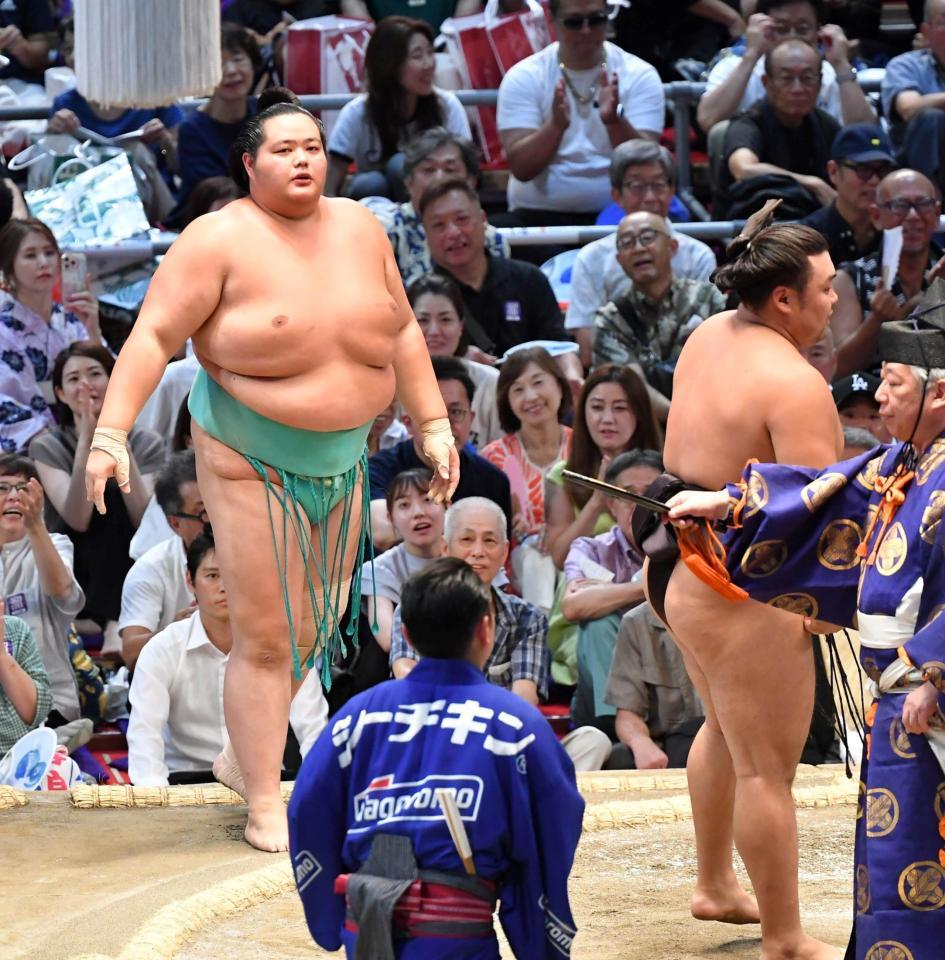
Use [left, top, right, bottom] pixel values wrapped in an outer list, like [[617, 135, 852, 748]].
[[881, 0, 945, 185], [800, 124, 896, 265], [368, 357, 513, 549], [496, 0, 664, 228], [697, 0, 875, 133], [593, 212, 725, 417], [119, 450, 208, 669], [832, 168, 945, 375], [566, 141, 718, 367], [719, 39, 840, 217]]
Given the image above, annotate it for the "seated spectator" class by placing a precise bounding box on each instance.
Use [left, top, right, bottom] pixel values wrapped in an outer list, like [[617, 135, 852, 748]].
[[224, 0, 343, 38], [0, 218, 102, 453], [47, 18, 181, 170], [119, 451, 207, 670], [562, 451, 661, 737], [842, 424, 879, 458], [420, 179, 582, 385], [833, 371, 890, 441], [603, 601, 704, 769], [544, 365, 661, 684], [178, 176, 243, 229], [128, 534, 328, 786], [545, 364, 661, 570], [0, 0, 53, 90], [175, 24, 259, 210], [697, 0, 874, 133], [592, 211, 726, 418], [481, 346, 572, 542], [407, 273, 502, 448], [29, 342, 164, 642], [368, 355, 512, 549], [325, 17, 471, 200], [367, 402, 409, 455], [799, 125, 896, 267], [880, 0, 945, 187], [360, 468, 444, 652], [0, 611, 52, 756], [718, 38, 841, 218], [0, 454, 83, 726], [832, 169, 943, 376], [340, 0, 480, 29], [364, 127, 509, 288], [390, 496, 612, 770], [800, 325, 837, 383], [496, 0, 664, 227], [566, 141, 718, 366]]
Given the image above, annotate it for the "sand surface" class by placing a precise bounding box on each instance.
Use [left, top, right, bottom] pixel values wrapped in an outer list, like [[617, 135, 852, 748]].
[[1, 772, 856, 960]]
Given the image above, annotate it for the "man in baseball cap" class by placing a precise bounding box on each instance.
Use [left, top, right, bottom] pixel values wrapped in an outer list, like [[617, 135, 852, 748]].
[[832, 370, 890, 441], [801, 123, 896, 264]]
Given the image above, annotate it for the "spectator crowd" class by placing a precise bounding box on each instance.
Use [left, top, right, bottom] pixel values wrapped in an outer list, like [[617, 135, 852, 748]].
[[0, 0, 929, 785]]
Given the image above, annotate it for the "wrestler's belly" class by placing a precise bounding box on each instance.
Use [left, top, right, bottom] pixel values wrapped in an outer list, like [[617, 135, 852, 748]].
[[198, 355, 397, 432]]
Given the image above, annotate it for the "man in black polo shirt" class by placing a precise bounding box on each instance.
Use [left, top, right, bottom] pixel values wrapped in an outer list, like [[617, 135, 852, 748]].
[[800, 124, 896, 266], [368, 356, 512, 549], [418, 179, 579, 382], [719, 38, 840, 218]]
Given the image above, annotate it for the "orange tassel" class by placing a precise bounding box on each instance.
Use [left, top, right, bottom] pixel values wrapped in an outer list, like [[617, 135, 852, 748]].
[[939, 816, 945, 843], [866, 701, 878, 728], [865, 733, 871, 759], [678, 522, 749, 604], [856, 465, 914, 566]]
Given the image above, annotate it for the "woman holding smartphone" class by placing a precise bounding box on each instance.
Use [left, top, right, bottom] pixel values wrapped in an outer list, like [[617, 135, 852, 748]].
[[0, 218, 101, 453]]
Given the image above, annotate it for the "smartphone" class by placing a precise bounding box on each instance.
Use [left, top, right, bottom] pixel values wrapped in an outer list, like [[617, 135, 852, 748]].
[[60, 252, 87, 299]]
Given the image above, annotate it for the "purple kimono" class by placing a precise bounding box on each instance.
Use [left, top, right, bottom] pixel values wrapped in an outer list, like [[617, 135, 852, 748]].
[[722, 437, 945, 960]]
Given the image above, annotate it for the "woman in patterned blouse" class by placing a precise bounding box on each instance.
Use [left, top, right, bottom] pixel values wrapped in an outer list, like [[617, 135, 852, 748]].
[[0, 219, 101, 453]]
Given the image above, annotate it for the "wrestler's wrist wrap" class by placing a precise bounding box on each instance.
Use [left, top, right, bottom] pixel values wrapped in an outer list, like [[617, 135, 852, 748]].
[[90, 427, 130, 487], [420, 417, 454, 480]]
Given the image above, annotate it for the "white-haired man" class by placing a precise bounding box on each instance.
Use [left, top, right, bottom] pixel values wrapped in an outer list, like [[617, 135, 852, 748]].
[[390, 496, 611, 770]]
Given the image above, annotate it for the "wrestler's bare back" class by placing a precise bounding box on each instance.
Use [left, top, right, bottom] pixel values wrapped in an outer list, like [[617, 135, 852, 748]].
[[664, 310, 843, 489], [191, 196, 405, 432]]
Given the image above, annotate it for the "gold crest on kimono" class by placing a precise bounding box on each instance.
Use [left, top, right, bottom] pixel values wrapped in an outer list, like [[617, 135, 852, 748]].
[[857, 864, 871, 914], [744, 471, 769, 519], [876, 522, 908, 577], [917, 439, 945, 486], [768, 593, 819, 618], [898, 861, 945, 911], [920, 491, 945, 544], [864, 943, 914, 960], [802, 472, 847, 512], [856, 456, 883, 492], [890, 717, 917, 759], [740, 540, 788, 578], [866, 787, 899, 837], [817, 518, 863, 571]]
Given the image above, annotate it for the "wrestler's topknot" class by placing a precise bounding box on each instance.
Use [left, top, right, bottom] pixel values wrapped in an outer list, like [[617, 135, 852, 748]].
[[713, 202, 828, 310], [228, 87, 325, 192]]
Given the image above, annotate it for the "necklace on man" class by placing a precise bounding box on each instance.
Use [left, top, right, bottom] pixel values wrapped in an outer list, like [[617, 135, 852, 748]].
[[559, 57, 606, 116]]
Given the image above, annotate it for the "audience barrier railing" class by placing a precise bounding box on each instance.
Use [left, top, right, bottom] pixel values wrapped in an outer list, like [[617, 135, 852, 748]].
[[3, 76, 884, 212]]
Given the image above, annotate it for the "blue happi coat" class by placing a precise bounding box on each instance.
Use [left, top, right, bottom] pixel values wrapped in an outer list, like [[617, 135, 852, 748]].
[[287, 657, 585, 959], [721, 437, 945, 960]]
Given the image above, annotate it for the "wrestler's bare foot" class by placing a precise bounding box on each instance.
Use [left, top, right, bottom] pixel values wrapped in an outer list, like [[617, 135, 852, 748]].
[[212, 748, 246, 799], [759, 935, 842, 960], [244, 800, 289, 853], [691, 885, 760, 924]]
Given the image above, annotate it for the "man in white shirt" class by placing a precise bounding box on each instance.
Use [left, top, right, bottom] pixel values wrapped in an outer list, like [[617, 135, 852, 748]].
[[496, 0, 664, 224], [565, 140, 718, 366], [696, 0, 875, 134], [119, 451, 205, 669], [0, 454, 84, 723], [128, 535, 327, 786]]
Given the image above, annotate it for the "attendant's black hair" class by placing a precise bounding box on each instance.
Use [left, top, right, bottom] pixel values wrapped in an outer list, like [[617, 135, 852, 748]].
[[186, 532, 216, 582], [400, 557, 492, 659], [228, 87, 326, 193]]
